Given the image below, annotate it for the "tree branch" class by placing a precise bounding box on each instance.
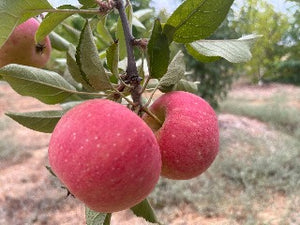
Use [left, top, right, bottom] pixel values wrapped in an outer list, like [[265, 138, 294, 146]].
[[114, 0, 142, 106]]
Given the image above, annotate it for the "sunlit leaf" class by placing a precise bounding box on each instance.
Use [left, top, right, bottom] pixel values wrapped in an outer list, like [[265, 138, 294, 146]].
[[186, 34, 261, 63], [164, 0, 234, 43], [36, 5, 78, 43], [0, 64, 76, 104], [6, 110, 65, 133]]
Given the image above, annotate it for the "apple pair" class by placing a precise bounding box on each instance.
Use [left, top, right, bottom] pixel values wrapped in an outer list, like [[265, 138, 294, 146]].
[[48, 91, 219, 212], [0, 18, 51, 68]]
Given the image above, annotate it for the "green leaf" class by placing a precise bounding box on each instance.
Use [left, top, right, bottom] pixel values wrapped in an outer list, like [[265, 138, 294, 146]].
[[148, 19, 170, 79], [0, 64, 76, 104], [106, 41, 119, 79], [0, 0, 53, 48], [79, 0, 97, 8], [186, 43, 220, 62], [6, 110, 65, 133], [175, 79, 198, 94], [134, 9, 153, 22], [96, 18, 114, 46], [116, 2, 133, 60], [36, 5, 78, 43], [132, 17, 146, 30], [85, 207, 111, 225], [62, 23, 81, 44], [67, 45, 93, 91], [164, 0, 234, 43], [131, 199, 160, 224], [76, 20, 112, 91], [49, 32, 71, 51], [159, 51, 185, 91], [186, 34, 262, 63]]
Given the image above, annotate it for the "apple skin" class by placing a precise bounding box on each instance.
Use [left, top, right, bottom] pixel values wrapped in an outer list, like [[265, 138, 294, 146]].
[[48, 99, 161, 213], [0, 18, 51, 68], [143, 91, 219, 180]]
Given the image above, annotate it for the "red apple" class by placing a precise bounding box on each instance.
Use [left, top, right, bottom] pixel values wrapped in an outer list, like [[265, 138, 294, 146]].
[[143, 91, 219, 180], [0, 18, 51, 68], [48, 99, 161, 213]]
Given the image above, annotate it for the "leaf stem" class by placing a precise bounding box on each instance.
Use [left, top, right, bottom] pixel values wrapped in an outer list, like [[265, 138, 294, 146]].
[[28, 8, 101, 14], [145, 84, 160, 107]]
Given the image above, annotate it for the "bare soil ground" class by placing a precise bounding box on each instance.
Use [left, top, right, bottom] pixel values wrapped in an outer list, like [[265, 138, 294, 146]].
[[0, 82, 299, 225]]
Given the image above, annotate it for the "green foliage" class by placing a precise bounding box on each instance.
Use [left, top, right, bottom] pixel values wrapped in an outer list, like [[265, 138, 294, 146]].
[[158, 51, 185, 92], [36, 5, 78, 43], [268, 60, 300, 85], [131, 199, 160, 224], [163, 0, 234, 43], [232, 0, 290, 82], [85, 207, 111, 225], [76, 21, 112, 91], [5, 110, 65, 133], [49, 32, 71, 51], [186, 34, 261, 63], [0, 64, 77, 104], [147, 19, 170, 78]]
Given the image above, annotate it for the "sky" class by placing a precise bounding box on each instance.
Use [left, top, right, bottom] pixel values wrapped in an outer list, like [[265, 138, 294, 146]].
[[48, 0, 296, 14]]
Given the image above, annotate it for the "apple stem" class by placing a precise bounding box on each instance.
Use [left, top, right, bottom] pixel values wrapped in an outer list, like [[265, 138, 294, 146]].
[[114, 0, 142, 107]]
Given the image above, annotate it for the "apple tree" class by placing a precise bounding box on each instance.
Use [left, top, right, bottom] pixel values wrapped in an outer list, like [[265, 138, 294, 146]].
[[0, 0, 259, 224]]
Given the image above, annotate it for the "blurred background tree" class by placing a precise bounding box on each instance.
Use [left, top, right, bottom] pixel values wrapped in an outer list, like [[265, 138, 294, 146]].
[[270, 0, 300, 84], [231, 0, 291, 84]]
